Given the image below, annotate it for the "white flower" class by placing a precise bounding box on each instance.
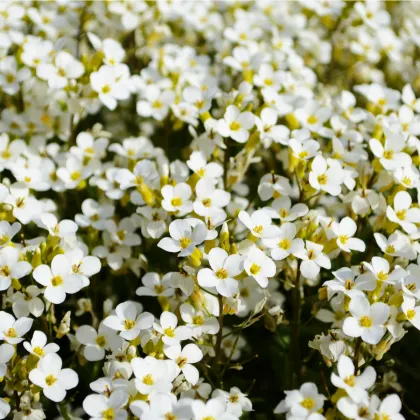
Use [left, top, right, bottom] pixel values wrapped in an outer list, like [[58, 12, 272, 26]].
[[369, 131, 411, 171], [194, 178, 230, 217], [243, 247, 276, 288], [33, 254, 84, 304], [28, 353, 78, 402], [331, 355, 376, 403], [192, 398, 235, 420], [164, 343, 203, 385], [187, 150, 223, 179], [0, 246, 31, 291], [83, 390, 128, 420], [0, 221, 20, 248], [299, 241, 331, 279], [0, 343, 14, 378], [274, 382, 326, 417], [137, 85, 175, 121], [0, 311, 32, 344], [153, 311, 192, 345], [263, 223, 305, 261], [76, 323, 122, 361], [386, 190, 420, 234], [363, 256, 406, 285], [39, 213, 78, 238], [23, 330, 59, 358], [265, 196, 308, 222], [131, 356, 174, 395], [198, 247, 243, 297], [217, 105, 255, 143], [335, 217, 366, 252], [136, 272, 174, 297], [158, 219, 207, 257], [90, 64, 131, 111], [161, 183, 193, 215], [309, 156, 344, 196], [343, 295, 390, 344], [103, 301, 153, 340], [37, 51, 84, 89], [180, 303, 220, 337], [212, 387, 252, 416], [371, 394, 404, 420], [238, 209, 278, 239]]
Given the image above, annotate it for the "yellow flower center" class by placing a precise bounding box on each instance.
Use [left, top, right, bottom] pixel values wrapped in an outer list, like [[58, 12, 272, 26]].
[[45, 374, 57, 386], [250, 263, 261, 275], [102, 85, 111, 94], [202, 198, 212, 207], [385, 245, 395, 254], [407, 309, 416, 320], [396, 210, 406, 220], [164, 327, 175, 337], [278, 239, 290, 250], [345, 279, 354, 290], [171, 197, 182, 207], [229, 121, 241, 131], [142, 374, 154, 385], [307, 115, 318, 124], [71, 171, 81, 181], [253, 225, 264, 234], [102, 408, 115, 420], [5, 328, 17, 338], [339, 235, 348, 244], [95, 335, 107, 347], [377, 271, 388, 281], [51, 276, 64, 287], [383, 150, 394, 159], [33, 346, 45, 357], [193, 315, 204, 325], [317, 174, 328, 185], [179, 237, 191, 249], [359, 315, 372, 328], [124, 319, 136, 330], [177, 356, 188, 368], [344, 375, 356, 387], [301, 397, 315, 410], [216, 268, 228, 279], [279, 208, 289, 218], [154, 284, 164, 294], [152, 100, 163, 109], [298, 151, 308, 159], [0, 265, 11, 277]]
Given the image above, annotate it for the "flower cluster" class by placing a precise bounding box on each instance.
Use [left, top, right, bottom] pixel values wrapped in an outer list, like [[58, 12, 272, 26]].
[[1, 0, 420, 419]]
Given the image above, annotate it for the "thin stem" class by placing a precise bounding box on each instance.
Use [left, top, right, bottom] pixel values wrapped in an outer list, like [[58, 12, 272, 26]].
[[214, 294, 225, 381], [220, 332, 241, 379], [353, 337, 362, 370], [290, 260, 302, 387]]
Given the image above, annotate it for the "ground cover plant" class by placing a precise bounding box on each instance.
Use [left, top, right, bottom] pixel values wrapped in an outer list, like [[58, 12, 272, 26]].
[[1, 1, 420, 419]]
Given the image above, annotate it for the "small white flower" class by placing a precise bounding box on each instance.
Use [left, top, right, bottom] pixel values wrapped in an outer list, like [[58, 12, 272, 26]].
[[343, 295, 390, 344], [217, 105, 255, 144], [335, 217, 366, 252], [198, 247, 243, 297], [158, 219, 207, 257], [243, 247, 276, 288], [0, 311, 32, 344], [103, 301, 153, 340], [33, 254, 84, 304], [23, 330, 59, 358], [28, 353, 78, 402], [331, 354, 376, 403], [164, 343, 203, 385], [386, 190, 420, 234]]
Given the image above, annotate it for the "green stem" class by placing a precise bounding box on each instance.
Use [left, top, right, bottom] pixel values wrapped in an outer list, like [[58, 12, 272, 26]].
[[290, 260, 302, 387]]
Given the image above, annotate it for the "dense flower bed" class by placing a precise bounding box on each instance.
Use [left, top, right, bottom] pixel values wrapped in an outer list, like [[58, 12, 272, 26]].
[[1, 1, 420, 419]]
